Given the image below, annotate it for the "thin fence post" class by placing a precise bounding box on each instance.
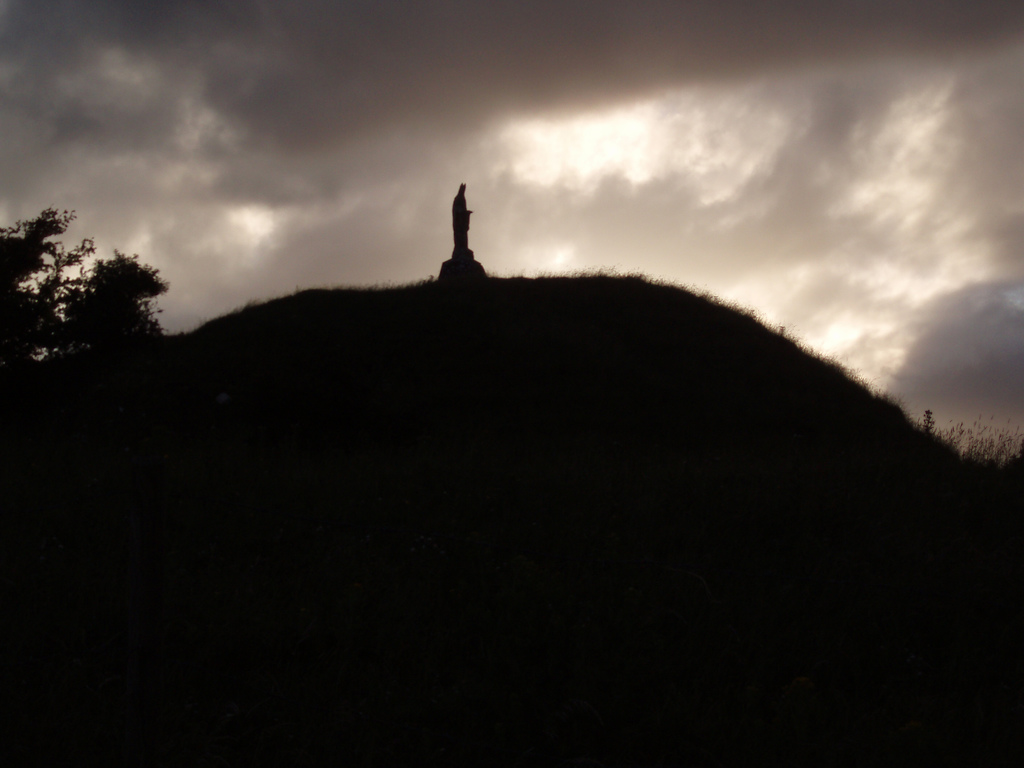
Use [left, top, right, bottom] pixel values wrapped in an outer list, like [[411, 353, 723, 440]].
[[125, 455, 165, 768]]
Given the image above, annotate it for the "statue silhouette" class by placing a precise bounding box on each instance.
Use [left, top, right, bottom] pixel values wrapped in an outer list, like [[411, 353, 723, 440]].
[[439, 183, 486, 280], [452, 183, 472, 251]]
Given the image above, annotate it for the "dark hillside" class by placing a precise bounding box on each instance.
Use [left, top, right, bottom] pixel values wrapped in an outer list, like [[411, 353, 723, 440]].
[[6, 275, 1023, 767], [61, 275, 932, 453]]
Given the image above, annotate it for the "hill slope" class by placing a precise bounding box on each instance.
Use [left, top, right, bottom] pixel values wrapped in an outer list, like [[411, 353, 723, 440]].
[[67, 275, 931, 453]]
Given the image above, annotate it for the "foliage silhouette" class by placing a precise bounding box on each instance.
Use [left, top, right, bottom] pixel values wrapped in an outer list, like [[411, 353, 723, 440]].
[[0, 208, 167, 364], [60, 250, 168, 356], [0, 208, 92, 362]]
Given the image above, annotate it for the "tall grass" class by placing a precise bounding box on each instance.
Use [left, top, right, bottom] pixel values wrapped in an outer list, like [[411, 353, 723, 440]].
[[919, 410, 1024, 467]]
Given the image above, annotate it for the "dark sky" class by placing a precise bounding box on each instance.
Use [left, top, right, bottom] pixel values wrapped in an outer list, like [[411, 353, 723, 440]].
[[3, 1, 1024, 430]]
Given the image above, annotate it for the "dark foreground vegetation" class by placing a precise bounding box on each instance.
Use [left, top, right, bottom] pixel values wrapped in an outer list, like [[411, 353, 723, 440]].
[[3, 275, 1024, 767]]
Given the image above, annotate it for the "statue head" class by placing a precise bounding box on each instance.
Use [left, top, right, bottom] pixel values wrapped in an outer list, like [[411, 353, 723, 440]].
[[453, 183, 470, 214]]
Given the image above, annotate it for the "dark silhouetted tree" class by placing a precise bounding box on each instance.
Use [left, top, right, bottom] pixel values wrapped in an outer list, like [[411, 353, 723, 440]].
[[0, 208, 167, 364], [62, 250, 168, 355]]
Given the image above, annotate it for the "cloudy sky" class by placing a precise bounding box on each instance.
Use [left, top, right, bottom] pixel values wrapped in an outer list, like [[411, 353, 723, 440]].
[[3, 1, 1024, 430]]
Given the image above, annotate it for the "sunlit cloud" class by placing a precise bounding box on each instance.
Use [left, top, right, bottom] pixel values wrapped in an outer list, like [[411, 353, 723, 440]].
[[496, 89, 791, 205], [227, 204, 279, 256], [514, 242, 578, 274], [836, 84, 956, 231]]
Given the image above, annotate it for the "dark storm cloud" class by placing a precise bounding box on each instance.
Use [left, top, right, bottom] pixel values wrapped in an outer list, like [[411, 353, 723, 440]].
[[894, 282, 1024, 427], [4, 0, 1024, 154]]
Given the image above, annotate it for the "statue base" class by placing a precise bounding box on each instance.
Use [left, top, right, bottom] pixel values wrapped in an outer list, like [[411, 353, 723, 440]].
[[439, 247, 487, 280]]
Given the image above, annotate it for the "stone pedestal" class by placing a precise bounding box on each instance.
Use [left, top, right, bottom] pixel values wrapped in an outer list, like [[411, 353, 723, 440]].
[[439, 246, 487, 280]]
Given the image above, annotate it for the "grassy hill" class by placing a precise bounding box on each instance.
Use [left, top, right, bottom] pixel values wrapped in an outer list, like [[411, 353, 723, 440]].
[[38, 275, 933, 450], [3, 275, 1024, 766]]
